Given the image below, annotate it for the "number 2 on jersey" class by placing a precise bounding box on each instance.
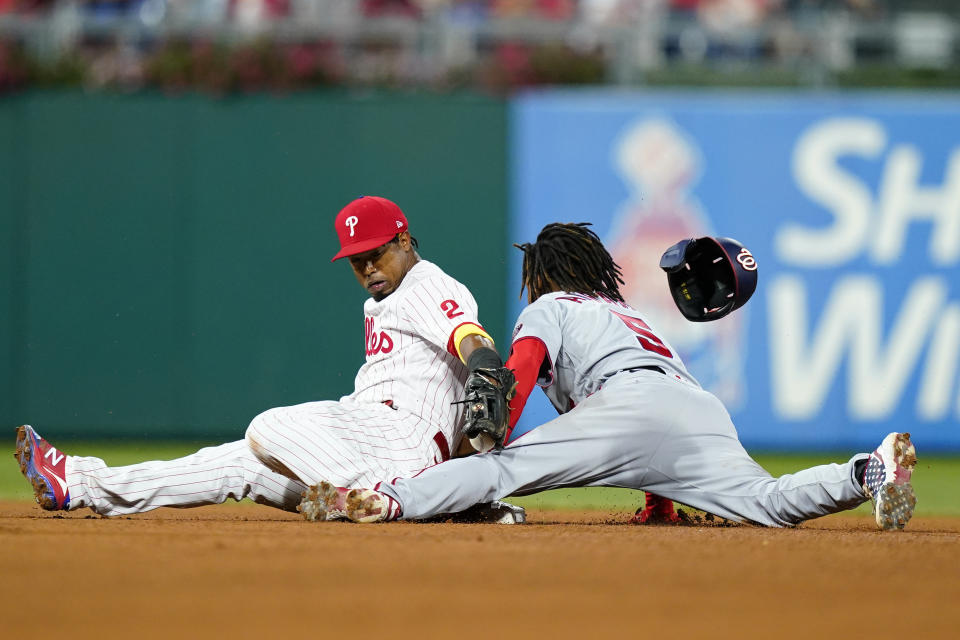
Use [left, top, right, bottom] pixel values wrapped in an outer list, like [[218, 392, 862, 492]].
[[440, 299, 464, 319], [609, 310, 673, 358]]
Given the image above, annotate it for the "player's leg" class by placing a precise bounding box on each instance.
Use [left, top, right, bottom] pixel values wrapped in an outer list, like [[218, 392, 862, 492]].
[[301, 371, 905, 527], [631, 435, 870, 527], [67, 439, 304, 516], [245, 399, 447, 488], [368, 388, 660, 520], [379, 371, 878, 526], [599, 375, 887, 527], [305, 370, 689, 521]]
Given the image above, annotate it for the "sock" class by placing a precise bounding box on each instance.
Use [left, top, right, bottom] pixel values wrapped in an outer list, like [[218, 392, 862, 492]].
[[854, 458, 868, 487]]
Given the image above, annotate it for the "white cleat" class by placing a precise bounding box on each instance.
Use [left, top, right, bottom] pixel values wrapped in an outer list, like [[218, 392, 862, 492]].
[[298, 481, 394, 524], [344, 487, 392, 523], [863, 432, 918, 531], [298, 481, 347, 522]]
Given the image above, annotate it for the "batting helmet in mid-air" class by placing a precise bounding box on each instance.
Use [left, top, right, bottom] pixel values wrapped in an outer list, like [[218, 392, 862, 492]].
[[659, 236, 758, 322]]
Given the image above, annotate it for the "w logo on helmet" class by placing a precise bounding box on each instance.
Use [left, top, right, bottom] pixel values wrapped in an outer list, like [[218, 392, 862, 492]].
[[737, 248, 757, 271]]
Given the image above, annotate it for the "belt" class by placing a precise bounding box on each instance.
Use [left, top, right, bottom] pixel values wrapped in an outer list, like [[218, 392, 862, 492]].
[[620, 365, 665, 375], [600, 364, 664, 387]]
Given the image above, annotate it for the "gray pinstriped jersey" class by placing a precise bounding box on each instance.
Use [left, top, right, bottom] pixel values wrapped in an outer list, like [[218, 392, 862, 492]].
[[511, 291, 699, 413]]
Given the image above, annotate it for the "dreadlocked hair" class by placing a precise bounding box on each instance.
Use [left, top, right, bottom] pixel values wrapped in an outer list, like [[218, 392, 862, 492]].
[[514, 222, 626, 303]]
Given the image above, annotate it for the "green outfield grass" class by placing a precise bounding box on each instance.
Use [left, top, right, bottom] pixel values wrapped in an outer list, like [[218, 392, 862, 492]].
[[3, 442, 958, 517]]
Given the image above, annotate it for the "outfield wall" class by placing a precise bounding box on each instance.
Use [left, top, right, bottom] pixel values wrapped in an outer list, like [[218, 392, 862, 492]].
[[3, 90, 959, 451], [0, 91, 508, 439]]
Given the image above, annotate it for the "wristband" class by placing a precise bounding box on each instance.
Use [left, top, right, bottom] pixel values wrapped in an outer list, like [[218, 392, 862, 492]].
[[466, 346, 503, 372]]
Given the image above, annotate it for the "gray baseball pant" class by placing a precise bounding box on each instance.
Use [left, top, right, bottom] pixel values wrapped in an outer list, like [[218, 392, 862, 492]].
[[380, 370, 870, 527]]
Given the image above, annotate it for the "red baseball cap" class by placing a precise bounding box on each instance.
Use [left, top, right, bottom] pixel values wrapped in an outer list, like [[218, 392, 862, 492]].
[[331, 196, 409, 262]]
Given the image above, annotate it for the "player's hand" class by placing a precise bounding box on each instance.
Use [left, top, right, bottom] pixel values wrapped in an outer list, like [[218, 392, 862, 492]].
[[459, 367, 517, 452]]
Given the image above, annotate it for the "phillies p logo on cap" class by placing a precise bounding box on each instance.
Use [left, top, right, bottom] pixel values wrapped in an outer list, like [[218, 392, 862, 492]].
[[332, 196, 409, 262], [345, 215, 359, 237]]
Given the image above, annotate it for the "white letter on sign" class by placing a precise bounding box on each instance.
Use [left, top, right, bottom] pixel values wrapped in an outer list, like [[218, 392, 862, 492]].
[[847, 277, 944, 419], [770, 275, 945, 421], [769, 275, 861, 419], [918, 301, 960, 420], [874, 147, 960, 265], [778, 118, 885, 266]]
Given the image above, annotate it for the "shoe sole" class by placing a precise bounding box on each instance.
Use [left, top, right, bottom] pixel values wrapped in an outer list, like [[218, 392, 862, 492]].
[[298, 481, 345, 522], [14, 425, 58, 511], [345, 488, 388, 524], [875, 483, 917, 531]]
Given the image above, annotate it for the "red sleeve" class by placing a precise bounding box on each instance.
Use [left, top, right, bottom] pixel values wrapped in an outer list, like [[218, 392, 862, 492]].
[[503, 337, 547, 443]]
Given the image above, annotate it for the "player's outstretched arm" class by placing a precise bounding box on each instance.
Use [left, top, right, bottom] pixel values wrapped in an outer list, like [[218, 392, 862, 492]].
[[451, 331, 521, 453], [450, 332, 501, 456], [500, 338, 546, 445]]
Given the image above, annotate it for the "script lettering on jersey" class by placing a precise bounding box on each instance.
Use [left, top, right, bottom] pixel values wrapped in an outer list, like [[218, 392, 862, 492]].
[[440, 299, 464, 319], [364, 317, 394, 356], [609, 310, 673, 358]]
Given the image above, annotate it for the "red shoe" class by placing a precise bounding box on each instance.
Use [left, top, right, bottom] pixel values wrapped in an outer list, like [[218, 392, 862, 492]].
[[14, 425, 70, 510], [630, 492, 679, 525]]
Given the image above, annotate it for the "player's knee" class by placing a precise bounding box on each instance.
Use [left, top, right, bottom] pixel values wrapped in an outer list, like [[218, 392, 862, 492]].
[[245, 408, 279, 458], [245, 409, 298, 479]]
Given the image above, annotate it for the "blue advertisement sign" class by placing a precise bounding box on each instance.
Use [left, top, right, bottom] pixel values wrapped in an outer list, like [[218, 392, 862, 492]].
[[509, 91, 960, 452]]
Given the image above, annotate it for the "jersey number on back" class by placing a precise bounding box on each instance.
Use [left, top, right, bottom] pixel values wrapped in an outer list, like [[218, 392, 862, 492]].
[[609, 310, 673, 358]]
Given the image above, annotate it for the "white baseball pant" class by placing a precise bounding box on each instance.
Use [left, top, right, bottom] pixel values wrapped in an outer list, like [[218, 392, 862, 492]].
[[66, 440, 303, 516]]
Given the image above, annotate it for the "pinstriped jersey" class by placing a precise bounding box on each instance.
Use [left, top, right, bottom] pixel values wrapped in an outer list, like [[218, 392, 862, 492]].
[[349, 260, 478, 438], [511, 291, 699, 414]]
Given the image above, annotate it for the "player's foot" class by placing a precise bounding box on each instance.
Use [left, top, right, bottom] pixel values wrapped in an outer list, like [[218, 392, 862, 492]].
[[631, 507, 681, 525], [862, 432, 918, 531], [428, 500, 527, 524], [474, 500, 526, 524], [630, 492, 680, 525], [298, 481, 346, 521], [298, 481, 397, 523], [14, 425, 70, 511]]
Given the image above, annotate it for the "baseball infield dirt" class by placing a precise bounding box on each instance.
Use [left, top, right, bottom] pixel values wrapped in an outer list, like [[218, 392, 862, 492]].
[[2, 501, 957, 639]]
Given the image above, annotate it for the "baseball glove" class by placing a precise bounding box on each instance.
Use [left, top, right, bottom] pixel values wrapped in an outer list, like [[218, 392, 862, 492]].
[[458, 367, 517, 450]]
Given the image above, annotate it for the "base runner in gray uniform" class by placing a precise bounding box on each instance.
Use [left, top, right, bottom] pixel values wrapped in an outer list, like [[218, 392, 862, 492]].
[[300, 223, 918, 530]]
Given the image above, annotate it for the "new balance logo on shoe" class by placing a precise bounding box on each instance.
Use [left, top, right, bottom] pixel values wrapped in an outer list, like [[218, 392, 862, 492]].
[[44, 448, 64, 466]]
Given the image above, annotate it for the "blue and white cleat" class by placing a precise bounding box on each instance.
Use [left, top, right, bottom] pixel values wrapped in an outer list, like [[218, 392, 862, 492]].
[[14, 425, 71, 511], [863, 432, 917, 531]]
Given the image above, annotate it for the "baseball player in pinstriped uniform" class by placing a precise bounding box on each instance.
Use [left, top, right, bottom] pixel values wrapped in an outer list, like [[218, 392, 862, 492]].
[[245, 196, 513, 490], [15, 196, 524, 523], [300, 223, 918, 531]]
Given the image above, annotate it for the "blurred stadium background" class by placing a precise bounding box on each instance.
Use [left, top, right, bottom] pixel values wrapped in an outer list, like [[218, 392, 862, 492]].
[[2, 1, 958, 508], [2, 1, 960, 91]]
